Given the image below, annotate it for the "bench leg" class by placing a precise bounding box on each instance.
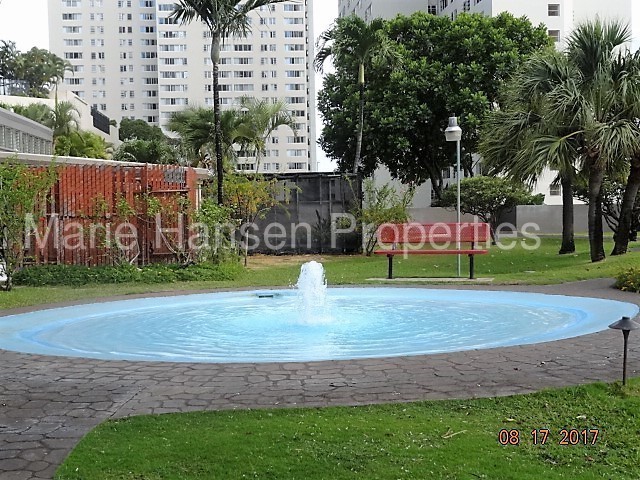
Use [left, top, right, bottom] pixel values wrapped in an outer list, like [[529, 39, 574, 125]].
[[387, 254, 393, 279], [469, 254, 475, 280]]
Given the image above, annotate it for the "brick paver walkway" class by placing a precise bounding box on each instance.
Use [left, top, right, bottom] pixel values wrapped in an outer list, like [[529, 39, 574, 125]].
[[1, 279, 638, 479]]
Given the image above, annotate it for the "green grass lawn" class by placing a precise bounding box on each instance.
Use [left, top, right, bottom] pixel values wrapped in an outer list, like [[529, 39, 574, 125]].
[[55, 380, 640, 480], [1, 238, 639, 310]]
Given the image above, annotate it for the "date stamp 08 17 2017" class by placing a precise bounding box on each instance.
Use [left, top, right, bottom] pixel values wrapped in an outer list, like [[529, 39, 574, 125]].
[[498, 428, 601, 446]]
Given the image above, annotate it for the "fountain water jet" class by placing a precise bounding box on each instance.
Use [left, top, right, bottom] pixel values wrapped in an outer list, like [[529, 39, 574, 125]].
[[295, 261, 330, 323]]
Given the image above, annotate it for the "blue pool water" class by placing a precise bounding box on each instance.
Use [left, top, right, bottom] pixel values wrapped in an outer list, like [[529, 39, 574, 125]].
[[0, 288, 636, 363]]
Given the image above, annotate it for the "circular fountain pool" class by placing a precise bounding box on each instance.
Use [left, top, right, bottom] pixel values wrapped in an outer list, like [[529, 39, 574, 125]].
[[0, 288, 636, 363]]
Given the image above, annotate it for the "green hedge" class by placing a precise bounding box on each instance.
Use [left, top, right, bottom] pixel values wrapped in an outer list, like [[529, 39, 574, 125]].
[[615, 267, 640, 293], [13, 262, 243, 287]]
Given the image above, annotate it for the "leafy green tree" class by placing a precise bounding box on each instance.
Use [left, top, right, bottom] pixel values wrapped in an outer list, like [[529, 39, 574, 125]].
[[437, 176, 544, 243], [0, 40, 19, 95], [224, 172, 286, 265], [170, 0, 287, 205], [112, 138, 176, 164], [0, 160, 57, 291], [193, 198, 235, 263], [315, 15, 399, 173], [574, 174, 640, 239], [0, 44, 70, 97], [317, 12, 550, 192], [119, 118, 167, 142], [353, 178, 414, 255]]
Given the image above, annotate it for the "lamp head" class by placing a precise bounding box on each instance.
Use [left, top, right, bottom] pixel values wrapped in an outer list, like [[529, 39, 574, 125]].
[[609, 316, 640, 332], [445, 116, 462, 142]]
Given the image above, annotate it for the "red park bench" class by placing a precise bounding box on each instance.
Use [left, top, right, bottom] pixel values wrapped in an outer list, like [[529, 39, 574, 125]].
[[374, 222, 491, 280]]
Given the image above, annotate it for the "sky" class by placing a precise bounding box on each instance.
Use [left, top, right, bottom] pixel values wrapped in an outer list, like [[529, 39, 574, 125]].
[[0, 0, 339, 170]]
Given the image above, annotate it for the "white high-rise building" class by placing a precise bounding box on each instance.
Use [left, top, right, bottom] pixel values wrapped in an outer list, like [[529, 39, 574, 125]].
[[49, 0, 317, 173], [338, 0, 430, 21], [339, 0, 640, 50]]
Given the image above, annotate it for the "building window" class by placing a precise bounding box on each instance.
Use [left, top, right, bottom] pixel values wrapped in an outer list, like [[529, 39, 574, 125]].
[[548, 4, 560, 16], [549, 184, 561, 196], [548, 30, 560, 42]]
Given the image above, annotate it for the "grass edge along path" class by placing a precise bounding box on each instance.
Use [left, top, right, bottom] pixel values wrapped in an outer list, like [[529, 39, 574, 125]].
[[55, 379, 640, 480]]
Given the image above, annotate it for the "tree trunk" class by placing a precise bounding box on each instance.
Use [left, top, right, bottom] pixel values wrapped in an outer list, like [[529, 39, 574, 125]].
[[558, 175, 575, 254], [587, 164, 606, 262], [211, 34, 224, 205], [429, 170, 442, 201], [611, 155, 640, 255], [353, 63, 365, 174]]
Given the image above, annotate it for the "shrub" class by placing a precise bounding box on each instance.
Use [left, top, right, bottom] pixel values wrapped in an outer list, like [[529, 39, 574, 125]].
[[615, 267, 640, 293], [139, 265, 178, 284], [13, 262, 242, 287]]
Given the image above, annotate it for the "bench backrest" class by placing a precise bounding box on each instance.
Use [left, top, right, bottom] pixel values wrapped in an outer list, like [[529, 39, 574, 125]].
[[377, 222, 490, 245]]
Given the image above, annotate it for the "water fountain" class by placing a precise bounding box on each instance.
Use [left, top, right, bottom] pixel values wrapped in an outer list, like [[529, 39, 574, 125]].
[[295, 261, 329, 322], [0, 261, 637, 362]]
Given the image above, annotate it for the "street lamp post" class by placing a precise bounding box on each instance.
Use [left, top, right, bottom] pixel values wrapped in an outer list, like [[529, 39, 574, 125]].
[[445, 116, 463, 278], [608, 316, 640, 386]]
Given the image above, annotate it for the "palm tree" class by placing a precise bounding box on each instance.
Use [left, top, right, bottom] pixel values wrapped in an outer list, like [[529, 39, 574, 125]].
[[170, 0, 287, 205], [9, 100, 80, 149], [609, 50, 640, 255], [49, 100, 80, 139], [235, 96, 296, 172], [315, 15, 398, 173], [167, 106, 243, 167], [483, 20, 640, 262], [480, 49, 579, 254], [564, 20, 640, 262], [10, 102, 54, 126]]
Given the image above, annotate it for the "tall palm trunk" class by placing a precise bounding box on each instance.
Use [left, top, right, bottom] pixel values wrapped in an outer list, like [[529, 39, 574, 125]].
[[211, 34, 224, 205], [611, 154, 640, 255], [558, 175, 575, 254], [587, 160, 606, 262], [353, 63, 365, 174]]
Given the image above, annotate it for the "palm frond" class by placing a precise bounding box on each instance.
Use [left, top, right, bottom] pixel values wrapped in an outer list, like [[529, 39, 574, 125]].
[[567, 18, 631, 82], [589, 119, 640, 166]]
